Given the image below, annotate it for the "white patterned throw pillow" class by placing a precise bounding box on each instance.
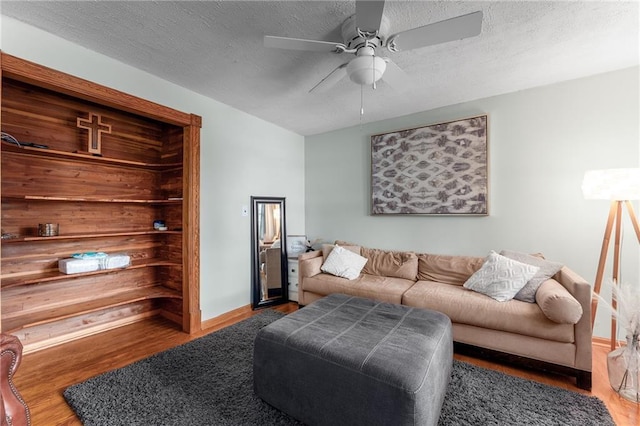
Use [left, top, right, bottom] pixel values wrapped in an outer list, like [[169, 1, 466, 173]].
[[321, 245, 368, 280], [463, 251, 540, 302]]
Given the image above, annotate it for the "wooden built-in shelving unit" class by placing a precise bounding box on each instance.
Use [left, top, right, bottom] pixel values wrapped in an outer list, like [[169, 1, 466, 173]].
[[0, 53, 201, 353]]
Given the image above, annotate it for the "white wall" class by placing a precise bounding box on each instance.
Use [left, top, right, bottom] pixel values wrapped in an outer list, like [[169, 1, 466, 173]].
[[305, 67, 640, 338], [0, 16, 306, 321], [3, 15, 638, 340]]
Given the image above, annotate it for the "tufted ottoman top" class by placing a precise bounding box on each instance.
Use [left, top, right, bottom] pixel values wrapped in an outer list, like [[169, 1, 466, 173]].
[[257, 293, 452, 393]]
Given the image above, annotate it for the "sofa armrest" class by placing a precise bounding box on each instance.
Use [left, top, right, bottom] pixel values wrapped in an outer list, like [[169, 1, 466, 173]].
[[298, 251, 324, 306], [554, 266, 592, 372], [299, 250, 323, 280], [298, 250, 322, 262]]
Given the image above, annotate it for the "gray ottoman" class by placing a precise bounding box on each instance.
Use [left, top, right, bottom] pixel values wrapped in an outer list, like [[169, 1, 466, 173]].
[[253, 293, 453, 426]]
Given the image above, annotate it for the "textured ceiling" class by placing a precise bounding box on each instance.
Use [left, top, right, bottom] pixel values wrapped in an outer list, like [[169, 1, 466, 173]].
[[2, 1, 639, 136]]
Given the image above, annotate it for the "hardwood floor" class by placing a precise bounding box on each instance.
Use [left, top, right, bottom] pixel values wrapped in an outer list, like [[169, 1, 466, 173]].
[[10, 303, 640, 425]]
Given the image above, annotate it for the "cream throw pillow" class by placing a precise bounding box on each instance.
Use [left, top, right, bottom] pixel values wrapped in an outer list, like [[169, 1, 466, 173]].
[[500, 250, 564, 303], [463, 251, 540, 302], [321, 245, 368, 280]]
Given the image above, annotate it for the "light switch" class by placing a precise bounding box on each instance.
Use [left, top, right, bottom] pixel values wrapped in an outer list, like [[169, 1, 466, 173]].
[[241, 205, 249, 217]]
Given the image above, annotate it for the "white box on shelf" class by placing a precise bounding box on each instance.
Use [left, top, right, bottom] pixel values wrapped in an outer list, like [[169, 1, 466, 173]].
[[101, 254, 131, 269], [59, 253, 131, 274], [58, 258, 100, 274]]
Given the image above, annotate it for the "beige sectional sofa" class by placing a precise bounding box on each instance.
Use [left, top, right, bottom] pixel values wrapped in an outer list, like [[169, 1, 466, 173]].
[[298, 243, 592, 389]]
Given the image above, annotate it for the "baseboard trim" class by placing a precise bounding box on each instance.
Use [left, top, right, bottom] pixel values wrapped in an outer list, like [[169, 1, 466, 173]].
[[200, 304, 252, 331], [592, 336, 624, 348]]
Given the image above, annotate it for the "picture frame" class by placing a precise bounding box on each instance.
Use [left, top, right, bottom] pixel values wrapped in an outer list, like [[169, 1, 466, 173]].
[[286, 235, 308, 257], [370, 114, 488, 215]]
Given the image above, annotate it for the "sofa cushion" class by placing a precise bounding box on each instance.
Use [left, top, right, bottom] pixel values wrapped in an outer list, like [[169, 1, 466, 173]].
[[463, 251, 539, 302], [500, 250, 564, 303], [321, 245, 368, 280], [303, 273, 415, 305], [402, 280, 575, 343], [360, 247, 418, 280], [417, 253, 485, 286], [536, 279, 583, 324]]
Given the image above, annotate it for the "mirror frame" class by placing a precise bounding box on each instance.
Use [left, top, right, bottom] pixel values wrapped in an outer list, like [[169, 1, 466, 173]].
[[251, 196, 288, 309]]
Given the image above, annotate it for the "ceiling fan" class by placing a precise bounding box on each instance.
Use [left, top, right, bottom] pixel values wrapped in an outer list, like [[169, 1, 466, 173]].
[[264, 1, 483, 93]]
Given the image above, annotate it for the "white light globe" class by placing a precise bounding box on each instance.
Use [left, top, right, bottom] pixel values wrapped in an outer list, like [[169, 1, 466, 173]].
[[347, 55, 386, 85]]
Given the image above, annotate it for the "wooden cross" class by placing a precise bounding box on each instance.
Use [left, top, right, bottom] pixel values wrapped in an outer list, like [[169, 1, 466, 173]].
[[77, 112, 111, 155]]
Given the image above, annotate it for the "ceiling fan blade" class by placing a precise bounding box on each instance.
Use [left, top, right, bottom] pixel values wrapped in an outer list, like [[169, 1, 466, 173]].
[[381, 58, 410, 91], [309, 63, 348, 93], [387, 11, 483, 52], [264, 36, 346, 53], [356, 0, 386, 33]]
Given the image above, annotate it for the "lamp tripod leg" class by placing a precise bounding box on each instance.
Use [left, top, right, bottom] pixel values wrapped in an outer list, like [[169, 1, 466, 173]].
[[611, 203, 623, 350], [591, 201, 618, 329], [624, 200, 640, 244]]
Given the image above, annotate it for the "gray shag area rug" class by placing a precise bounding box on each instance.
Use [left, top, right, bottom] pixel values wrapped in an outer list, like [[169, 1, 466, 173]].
[[64, 311, 614, 426]]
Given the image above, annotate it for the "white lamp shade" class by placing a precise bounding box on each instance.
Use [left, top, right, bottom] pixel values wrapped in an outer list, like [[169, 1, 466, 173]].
[[582, 168, 640, 200], [347, 55, 386, 85]]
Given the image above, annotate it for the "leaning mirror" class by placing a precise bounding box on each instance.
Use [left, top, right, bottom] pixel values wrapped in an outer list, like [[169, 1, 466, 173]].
[[251, 196, 288, 309]]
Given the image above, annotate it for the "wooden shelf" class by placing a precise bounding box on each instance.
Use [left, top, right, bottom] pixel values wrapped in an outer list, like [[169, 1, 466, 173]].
[[1, 195, 183, 204], [1, 258, 181, 289], [1, 230, 182, 243], [1, 142, 182, 170], [2, 285, 181, 333], [1, 53, 201, 352]]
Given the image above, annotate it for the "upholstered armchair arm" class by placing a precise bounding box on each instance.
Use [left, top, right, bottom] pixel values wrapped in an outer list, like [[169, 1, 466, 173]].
[[1, 334, 30, 426]]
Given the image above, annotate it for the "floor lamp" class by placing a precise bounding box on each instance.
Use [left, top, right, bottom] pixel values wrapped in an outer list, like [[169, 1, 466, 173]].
[[583, 168, 640, 351]]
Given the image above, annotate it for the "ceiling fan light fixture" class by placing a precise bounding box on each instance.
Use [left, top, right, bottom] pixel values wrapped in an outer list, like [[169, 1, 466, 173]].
[[264, 2, 484, 93], [347, 54, 386, 85]]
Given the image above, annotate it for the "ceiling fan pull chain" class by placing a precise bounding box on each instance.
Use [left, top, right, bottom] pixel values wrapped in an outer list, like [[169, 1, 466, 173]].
[[372, 55, 377, 90], [360, 84, 365, 118]]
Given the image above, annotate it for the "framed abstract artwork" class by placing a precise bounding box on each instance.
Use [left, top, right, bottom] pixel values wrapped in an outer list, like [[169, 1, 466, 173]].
[[371, 114, 488, 215]]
